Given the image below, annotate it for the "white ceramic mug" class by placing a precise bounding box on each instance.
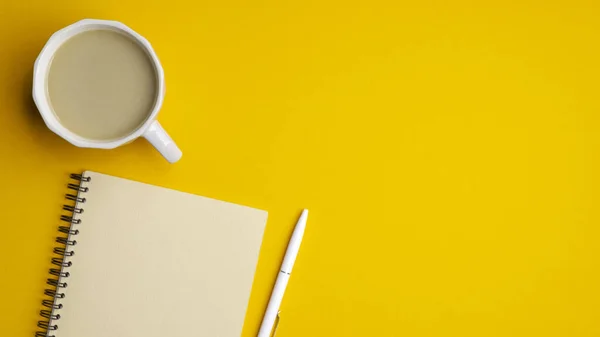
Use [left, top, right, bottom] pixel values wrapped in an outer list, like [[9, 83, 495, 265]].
[[32, 19, 182, 163]]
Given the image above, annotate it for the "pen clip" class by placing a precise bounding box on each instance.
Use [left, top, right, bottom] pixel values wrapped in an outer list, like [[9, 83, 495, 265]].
[[270, 311, 281, 337]]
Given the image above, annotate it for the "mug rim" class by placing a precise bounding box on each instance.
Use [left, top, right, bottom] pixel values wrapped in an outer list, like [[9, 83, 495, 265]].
[[32, 18, 165, 149]]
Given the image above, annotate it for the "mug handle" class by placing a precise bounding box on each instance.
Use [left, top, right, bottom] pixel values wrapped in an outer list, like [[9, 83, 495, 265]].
[[143, 121, 182, 163]]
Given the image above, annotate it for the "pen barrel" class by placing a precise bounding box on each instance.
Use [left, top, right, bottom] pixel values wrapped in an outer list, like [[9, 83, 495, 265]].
[[257, 271, 290, 337], [280, 210, 307, 272]]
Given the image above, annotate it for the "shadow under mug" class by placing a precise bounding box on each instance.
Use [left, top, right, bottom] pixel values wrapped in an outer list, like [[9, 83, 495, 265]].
[[33, 19, 182, 163]]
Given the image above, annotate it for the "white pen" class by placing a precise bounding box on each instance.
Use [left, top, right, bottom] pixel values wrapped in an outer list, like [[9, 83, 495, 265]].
[[257, 209, 308, 337]]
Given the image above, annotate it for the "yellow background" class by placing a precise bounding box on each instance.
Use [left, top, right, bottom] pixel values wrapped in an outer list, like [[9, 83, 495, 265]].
[[1, 1, 599, 336]]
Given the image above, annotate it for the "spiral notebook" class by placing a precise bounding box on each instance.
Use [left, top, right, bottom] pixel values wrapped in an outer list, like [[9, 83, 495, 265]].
[[37, 171, 268, 337]]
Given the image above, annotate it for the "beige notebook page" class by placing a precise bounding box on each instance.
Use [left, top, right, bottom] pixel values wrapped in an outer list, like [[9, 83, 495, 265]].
[[55, 171, 268, 337]]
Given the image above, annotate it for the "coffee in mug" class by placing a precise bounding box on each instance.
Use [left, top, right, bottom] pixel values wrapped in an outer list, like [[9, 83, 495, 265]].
[[47, 30, 158, 140]]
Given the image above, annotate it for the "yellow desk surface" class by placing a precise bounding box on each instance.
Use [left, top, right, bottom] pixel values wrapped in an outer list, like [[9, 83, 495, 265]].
[[2, 1, 600, 336]]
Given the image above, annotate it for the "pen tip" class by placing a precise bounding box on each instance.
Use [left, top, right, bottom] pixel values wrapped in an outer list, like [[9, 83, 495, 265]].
[[300, 209, 309, 221], [298, 209, 308, 225]]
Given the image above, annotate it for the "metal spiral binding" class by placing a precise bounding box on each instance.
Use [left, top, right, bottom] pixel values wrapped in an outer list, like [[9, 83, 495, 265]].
[[36, 173, 90, 337]]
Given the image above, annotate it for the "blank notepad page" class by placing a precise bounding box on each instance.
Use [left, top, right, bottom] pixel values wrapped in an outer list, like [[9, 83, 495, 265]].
[[55, 171, 268, 337]]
